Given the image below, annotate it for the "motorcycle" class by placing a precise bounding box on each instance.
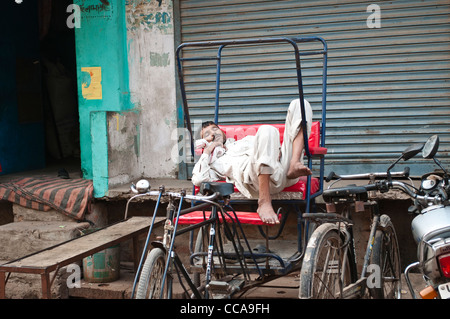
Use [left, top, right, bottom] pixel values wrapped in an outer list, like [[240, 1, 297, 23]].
[[385, 135, 450, 299]]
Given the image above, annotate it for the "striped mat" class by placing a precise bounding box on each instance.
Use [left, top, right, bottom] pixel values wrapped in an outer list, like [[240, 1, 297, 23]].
[[0, 176, 93, 221]]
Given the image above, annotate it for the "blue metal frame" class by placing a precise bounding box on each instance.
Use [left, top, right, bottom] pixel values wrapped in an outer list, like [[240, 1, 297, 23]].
[[176, 37, 328, 270], [176, 36, 328, 213]]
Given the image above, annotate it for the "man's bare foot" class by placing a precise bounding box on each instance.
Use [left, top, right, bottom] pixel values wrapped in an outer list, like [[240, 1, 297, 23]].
[[287, 162, 312, 179], [257, 201, 280, 224]]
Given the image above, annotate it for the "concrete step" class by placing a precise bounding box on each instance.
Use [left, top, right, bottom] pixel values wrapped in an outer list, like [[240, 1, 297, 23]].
[[12, 204, 74, 223], [0, 220, 90, 261], [69, 263, 135, 299], [69, 263, 186, 299], [1, 204, 91, 261], [0, 206, 91, 298], [69, 266, 426, 299]]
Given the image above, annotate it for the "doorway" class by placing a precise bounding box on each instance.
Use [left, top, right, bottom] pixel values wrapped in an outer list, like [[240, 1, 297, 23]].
[[0, 0, 80, 180], [40, 0, 80, 177]]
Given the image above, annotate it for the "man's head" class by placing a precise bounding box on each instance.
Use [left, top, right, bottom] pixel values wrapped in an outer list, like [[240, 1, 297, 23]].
[[200, 121, 226, 144]]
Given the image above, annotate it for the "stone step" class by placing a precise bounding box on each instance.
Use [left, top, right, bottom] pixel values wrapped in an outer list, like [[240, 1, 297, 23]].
[[12, 203, 109, 228], [12, 204, 74, 223], [68, 263, 186, 299], [0, 215, 91, 298], [0, 220, 90, 261]]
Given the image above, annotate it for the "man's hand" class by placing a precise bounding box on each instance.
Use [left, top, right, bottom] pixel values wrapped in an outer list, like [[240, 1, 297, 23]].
[[203, 131, 225, 155], [203, 141, 223, 155]]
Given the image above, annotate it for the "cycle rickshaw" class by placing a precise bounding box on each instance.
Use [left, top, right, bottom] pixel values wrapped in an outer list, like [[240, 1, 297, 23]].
[[130, 36, 328, 299]]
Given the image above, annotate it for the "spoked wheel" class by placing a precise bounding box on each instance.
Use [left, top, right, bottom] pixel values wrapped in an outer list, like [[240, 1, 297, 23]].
[[369, 214, 402, 299], [135, 247, 169, 299], [299, 223, 356, 299]]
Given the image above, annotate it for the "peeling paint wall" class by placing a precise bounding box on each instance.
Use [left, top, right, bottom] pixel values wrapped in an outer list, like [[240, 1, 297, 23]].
[[107, 110, 140, 187], [126, 0, 178, 178]]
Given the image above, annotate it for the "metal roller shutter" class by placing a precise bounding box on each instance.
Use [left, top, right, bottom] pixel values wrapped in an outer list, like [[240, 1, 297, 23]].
[[177, 0, 450, 177]]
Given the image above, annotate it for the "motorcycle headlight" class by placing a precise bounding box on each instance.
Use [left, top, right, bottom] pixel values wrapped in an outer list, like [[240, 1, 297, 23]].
[[422, 179, 437, 191]]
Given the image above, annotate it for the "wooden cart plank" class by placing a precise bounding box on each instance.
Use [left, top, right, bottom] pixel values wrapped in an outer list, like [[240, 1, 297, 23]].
[[0, 216, 164, 272]]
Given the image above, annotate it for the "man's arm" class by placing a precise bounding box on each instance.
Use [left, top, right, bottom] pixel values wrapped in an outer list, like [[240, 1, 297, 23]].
[[191, 141, 223, 186], [191, 153, 215, 186]]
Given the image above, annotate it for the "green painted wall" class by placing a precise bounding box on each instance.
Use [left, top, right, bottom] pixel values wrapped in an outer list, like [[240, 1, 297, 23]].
[[74, 0, 132, 197]]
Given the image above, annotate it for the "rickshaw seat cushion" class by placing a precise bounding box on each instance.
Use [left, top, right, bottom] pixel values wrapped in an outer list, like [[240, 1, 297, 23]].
[[195, 121, 325, 155], [193, 121, 325, 200], [217, 121, 327, 155], [284, 175, 319, 195], [194, 176, 319, 200], [176, 210, 281, 226]]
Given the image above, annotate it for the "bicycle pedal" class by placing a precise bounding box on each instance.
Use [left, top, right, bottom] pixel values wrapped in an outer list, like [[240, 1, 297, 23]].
[[206, 279, 244, 299]]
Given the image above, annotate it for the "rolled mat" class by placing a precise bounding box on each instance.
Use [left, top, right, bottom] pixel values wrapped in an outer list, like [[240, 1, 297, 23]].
[[0, 176, 93, 221]]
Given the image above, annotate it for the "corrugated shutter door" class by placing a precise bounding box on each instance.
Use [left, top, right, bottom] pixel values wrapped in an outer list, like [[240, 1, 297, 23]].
[[178, 0, 450, 176]]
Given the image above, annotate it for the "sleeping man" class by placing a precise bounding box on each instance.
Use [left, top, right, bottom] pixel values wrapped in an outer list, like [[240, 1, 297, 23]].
[[191, 99, 313, 224]]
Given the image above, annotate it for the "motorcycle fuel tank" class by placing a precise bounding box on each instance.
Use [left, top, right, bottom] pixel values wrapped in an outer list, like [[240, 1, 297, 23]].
[[411, 206, 450, 244]]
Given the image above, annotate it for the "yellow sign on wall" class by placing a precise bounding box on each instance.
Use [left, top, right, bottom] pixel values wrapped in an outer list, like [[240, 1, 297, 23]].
[[81, 66, 102, 100]]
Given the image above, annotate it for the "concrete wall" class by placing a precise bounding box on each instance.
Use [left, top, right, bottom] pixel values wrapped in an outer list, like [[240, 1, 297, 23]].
[[125, 0, 178, 180], [107, 110, 141, 187], [74, 0, 135, 197], [74, 0, 179, 196]]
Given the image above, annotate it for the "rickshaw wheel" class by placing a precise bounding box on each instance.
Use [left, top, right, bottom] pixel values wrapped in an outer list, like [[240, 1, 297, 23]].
[[135, 247, 168, 299]]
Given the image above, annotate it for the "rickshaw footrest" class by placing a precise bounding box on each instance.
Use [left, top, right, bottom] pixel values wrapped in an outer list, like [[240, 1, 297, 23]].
[[177, 211, 280, 225]]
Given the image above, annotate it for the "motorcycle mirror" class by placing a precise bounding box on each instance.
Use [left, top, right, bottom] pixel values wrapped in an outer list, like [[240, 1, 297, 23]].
[[422, 135, 439, 159], [401, 143, 424, 161], [386, 143, 423, 179]]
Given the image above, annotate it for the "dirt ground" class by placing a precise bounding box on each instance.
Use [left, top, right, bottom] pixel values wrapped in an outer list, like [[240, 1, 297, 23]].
[[68, 261, 427, 299]]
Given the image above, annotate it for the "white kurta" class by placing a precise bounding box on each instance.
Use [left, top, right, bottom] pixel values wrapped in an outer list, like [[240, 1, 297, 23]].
[[191, 99, 313, 199]]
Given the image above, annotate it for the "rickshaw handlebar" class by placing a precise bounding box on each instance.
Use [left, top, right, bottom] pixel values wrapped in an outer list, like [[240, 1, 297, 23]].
[[130, 183, 219, 202], [326, 167, 410, 182]]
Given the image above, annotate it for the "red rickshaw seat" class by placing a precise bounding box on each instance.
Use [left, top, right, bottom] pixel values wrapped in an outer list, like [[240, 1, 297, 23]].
[[182, 122, 326, 225]]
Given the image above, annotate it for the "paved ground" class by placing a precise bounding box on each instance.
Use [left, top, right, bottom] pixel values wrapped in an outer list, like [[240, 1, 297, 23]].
[[68, 262, 427, 299]]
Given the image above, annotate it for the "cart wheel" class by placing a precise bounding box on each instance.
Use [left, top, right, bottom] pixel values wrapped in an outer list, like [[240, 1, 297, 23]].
[[135, 247, 168, 299]]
